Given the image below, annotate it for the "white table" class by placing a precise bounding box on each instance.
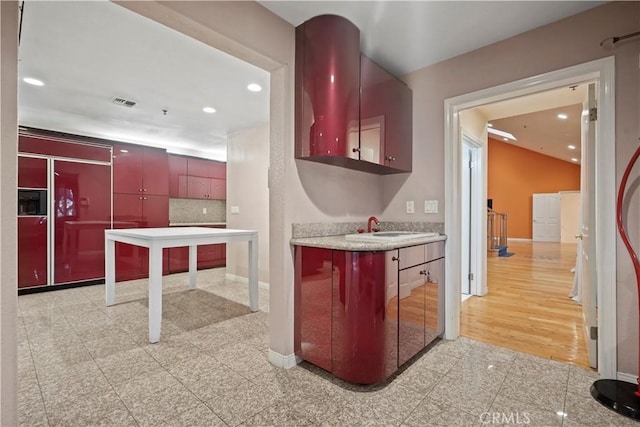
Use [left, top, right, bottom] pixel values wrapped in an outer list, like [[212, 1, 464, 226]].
[[105, 227, 259, 343]]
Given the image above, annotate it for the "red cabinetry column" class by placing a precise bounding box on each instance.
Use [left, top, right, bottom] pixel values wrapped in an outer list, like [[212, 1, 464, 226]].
[[18, 217, 47, 288]]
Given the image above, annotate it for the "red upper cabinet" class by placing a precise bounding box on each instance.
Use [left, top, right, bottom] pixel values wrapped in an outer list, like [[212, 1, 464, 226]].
[[168, 155, 188, 198], [113, 144, 169, 196], [295, 16, 412, 175], [295, 15, 360, 162], [360, 55, 412, 172], [186, 158, 226, 200], [18, 156, 47, 188]]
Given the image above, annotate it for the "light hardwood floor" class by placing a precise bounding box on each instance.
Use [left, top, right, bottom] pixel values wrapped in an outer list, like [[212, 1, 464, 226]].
[[460, 240, 591, 369]]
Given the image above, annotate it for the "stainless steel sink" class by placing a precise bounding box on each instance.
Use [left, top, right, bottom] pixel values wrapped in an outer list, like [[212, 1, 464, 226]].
[[344, 231, 439, 242]]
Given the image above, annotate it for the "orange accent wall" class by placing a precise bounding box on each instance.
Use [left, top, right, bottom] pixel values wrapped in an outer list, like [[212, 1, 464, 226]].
[[488, 138, 580, 239]]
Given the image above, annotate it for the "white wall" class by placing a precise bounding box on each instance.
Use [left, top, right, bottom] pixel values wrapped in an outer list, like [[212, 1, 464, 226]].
[[226, 124, 270, 284], [560, 191, 580, 244]]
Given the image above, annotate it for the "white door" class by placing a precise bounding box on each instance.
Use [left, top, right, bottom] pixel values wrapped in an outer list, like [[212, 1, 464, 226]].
[[579, 82, 597, 368], [532, 193, 561, 242], [461, 143, 472, 295]]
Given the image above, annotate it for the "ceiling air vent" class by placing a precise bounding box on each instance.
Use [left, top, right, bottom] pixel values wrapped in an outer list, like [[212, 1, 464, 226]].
[[112, 97, 136, 108]]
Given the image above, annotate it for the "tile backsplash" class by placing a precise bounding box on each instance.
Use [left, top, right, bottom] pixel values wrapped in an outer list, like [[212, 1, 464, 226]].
[[169, 199, 226, 224]]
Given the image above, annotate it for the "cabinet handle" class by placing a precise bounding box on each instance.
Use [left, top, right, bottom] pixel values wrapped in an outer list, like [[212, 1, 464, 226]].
[[138, 196, 143, 200], [392, 256, 399, 262], [385, 155, 396, 162], [143, 197, 147, 200], [143, 188, 147, 192], [139, 188, 143, 192], [352, 147, 360, 153]]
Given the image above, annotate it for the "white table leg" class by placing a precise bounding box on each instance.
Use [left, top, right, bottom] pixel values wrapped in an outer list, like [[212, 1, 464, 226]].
[[148, 243, 163, 343], [105, 238, 116, 306], [189, 245, 197, 290], [248, 233, 259, 312]]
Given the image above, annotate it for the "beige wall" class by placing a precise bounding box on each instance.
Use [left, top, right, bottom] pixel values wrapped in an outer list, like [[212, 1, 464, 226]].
[[399, 1, 640, 374], [226, 124, 270, 284], [1, 2, 18, 424]]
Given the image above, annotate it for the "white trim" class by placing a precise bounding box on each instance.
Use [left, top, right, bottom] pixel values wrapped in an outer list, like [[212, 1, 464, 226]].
[[444, 57, 616, 378], [268, 349, 301, 369], [617, 372, 637, 383], [225, 273, 269, 290]]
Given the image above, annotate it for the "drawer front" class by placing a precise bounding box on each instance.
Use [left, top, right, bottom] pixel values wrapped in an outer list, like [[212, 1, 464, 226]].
[[425, 241, 445, 262], [398, 245, 425, 270]]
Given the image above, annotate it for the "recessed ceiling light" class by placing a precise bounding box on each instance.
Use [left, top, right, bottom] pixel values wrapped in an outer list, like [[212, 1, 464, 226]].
[[568, 145, 576, 150], [488, 127, 517, 141], [557, 113, 568, 120], [571, 157, 579, 162], [202, 107, 216, 114], [247, 83, 262, 92], [23, 77, 44, 86]]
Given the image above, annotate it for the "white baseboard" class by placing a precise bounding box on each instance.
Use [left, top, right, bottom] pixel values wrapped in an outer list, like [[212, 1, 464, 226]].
[[617, 372, 637, 383], [268, 349, 301, 369], [225, 273, 269, 290], [507, 238, 532, 242]]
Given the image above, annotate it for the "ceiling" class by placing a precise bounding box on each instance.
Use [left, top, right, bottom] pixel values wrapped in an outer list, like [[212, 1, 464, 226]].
[[475, 85, 588, 164], [18, 1, 270, 161], [17, 1, 603, 162]]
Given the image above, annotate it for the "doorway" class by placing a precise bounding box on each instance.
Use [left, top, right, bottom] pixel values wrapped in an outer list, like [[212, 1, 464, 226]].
[[444, 57, 616, 378]]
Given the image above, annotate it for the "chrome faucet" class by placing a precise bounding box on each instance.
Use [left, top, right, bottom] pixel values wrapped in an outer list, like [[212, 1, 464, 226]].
[[367, 216, 381, 233]]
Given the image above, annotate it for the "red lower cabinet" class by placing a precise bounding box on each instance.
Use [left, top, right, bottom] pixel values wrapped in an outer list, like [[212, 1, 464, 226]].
[[168, 226, 226, 274], [295, 242, 444, 384], [113, 193, 169, 281], [18, 217, 48, 288], [295, 247, 397, 384], [295, 246, 333, 372]]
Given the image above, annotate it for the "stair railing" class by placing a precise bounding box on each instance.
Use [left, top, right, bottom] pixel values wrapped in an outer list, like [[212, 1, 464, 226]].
[[487, 208, 508, 251]]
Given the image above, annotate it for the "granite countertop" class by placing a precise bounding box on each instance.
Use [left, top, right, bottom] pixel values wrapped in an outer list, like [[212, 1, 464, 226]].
[[290, 234, 446, 251], [169, 222, 226, 227]]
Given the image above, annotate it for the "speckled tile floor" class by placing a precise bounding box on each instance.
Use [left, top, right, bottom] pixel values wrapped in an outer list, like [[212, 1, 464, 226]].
[[18, 268, 636, 426]]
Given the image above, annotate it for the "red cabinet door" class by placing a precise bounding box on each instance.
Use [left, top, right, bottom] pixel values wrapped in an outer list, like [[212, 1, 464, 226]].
[[18, 217, 48, 288], [187, 176, 208, 199], [113, 144, 143, 194], [18, 156, 47, 189], [187, 157, 209, 178], [53, 160, 112, 284], [398, 264, 426, 366], [209, 178, 226, 200], [295, 15, 360, 159], [142, 147, 169, 196], [113, 193, 145, 281], [208, 162, 226, 179], [168, 155, 188, 198]]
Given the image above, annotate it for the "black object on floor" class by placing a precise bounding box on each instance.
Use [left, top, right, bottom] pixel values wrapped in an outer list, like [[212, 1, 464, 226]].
[[591, 379, 640, 420]]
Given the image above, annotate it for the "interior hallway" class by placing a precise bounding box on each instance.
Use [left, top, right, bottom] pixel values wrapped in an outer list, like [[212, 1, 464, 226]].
[[461, 240, 590, 368]]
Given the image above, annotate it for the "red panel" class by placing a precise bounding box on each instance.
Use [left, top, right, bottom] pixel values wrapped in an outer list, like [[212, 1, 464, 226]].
[[187, 157, 209, 177], [296, 246, 333, 372], [18, 156, 47, 189], [18, 217, 47, 288], [142, 147, 169, 196], [332, 251, 391, 384], [113, 144, 143, 194], [168, 155, 188, 198], [53, 160, 111, 284], [19, 135, 112, 162], [169, 246, 189, 273], [295, 15, 360, 159]]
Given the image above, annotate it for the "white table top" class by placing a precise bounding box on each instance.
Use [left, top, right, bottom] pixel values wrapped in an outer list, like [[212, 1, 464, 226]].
[[106, 227, 256, 240]]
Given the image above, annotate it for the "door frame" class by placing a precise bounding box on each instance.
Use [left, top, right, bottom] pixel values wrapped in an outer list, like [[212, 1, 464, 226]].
[[444, 57, 616, 378], [461, 132, 485, 296]]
